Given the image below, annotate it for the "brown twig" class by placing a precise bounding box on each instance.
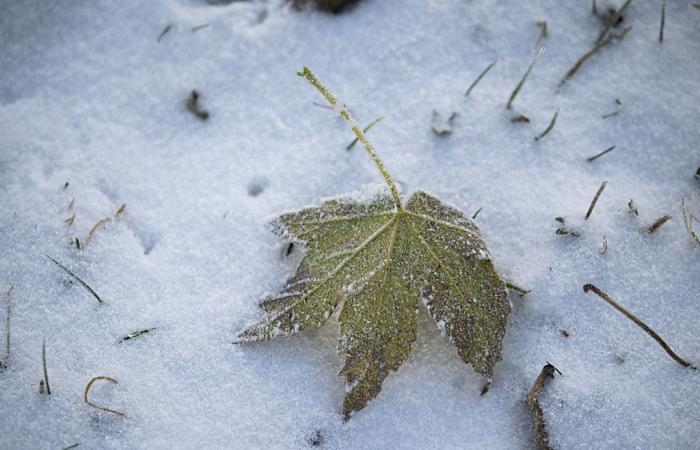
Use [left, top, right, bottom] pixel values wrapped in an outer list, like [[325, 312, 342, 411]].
[[42, 339, 51, 395], [45, 255, 103, 304], [84, 376, 125, 416], [659, 0, 666, 43], [560, 26, 631, 86], [585, 181, 608, 219], [86, 218, 109, 244], [647, 215, 671, 233], [115, 203, 126, 217], [534, 108, 558, 141], [582, 284, 695, 368], [507, 48, 544, 110], [596, 0, 633, 43], [587, 145, 615, 162], [465, 59, 498, 96]]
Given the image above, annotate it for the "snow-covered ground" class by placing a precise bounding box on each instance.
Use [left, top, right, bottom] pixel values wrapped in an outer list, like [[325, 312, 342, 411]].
[[1, 0, 699, 448]]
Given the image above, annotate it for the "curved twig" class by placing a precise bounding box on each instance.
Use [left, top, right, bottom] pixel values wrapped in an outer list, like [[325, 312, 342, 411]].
[[582, 284, 695, 369], [84, 376, 125, 416]]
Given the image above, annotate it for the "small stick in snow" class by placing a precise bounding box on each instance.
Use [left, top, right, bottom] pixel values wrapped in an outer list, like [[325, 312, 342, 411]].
[[65, 213, 76, 226], [61, 444, 80, 450], [659, 0, 666, 43], [506, 282, 530, 296], [601, 111, 619, 119], [527, 363, 562, 450], [75, 237, 81, 250], [596, 0, 633, 44], [511, 115, 530, 123], [63, 182, 70, 191], [42, 339, 51, 395], [191, 23, 210, 32], [86, 218, 109, 244], [534, 108, 558, 141], [115, 203, 126, 218], [45, 255, 103, 304], [68, 197, 75, 210], [681, 198, 700, 246], [472, 206, 483, 220], [585, 181, 607, 220], [119, 328, 157, 343], [465, 59, 498, 96], [582, 284, 695, 369], [507, 48, 544, 110], [347, 117, 383, 150], [646, 215, 671, 233], [560, 26, 631, 86], [1, 287, 11, 369], [560, 329, 571, 338], [84, 376, 125, 416], [587, 145, 615, 162], [534, 21, 547, 49], [156, 24, 173, 43], [186, 90, 209, 121]]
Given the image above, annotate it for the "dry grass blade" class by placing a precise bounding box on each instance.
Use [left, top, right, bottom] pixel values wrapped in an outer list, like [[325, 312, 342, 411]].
[[583, 284, 695, 368], [156, 24, 172, 42], [527, 363, 562, 450], [1, 288, 11, 369], [465, 59, 498, 96], [472, 206, 483, 220], [65, 213, 76, 226], [191, 23, 210, 32], [120, 327, 157, 343], [534, 108, 559, 141], [535, 21, 547, 48], [61, 444, 80, 450], [42, 339, 51, 395], [115, 203, 126, 217], [680, 199, 700, 245], [45, 255, 103, 304], [647, 215, 671, 233], [587, 145, 615, 162], [84, 376, 125, 416], [596, 0, 633, 43], [507, 48, 544, 110], [506, 282, 530, 296], [658, 0, 666, 43], [347, 117, 384, 150], [585, 181, 608, 219], [86, 218, 109, 244], [560, 26, 631, 86]]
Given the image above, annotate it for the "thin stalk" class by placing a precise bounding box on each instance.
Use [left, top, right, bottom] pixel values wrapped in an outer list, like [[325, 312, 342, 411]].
[[596, 0, 633, 43], [1, 288, 10, 368], [583, 284, 695, 368], [585, 181, 608, 219], [42, 339, 51, 395], [534, 108, 559, 141], [347, 117, 384, 150], [507, 48, 544, 110], [659, 0, 666, 43], [587, 145, 615, 162], [298, 66, 402, 208], [45, 255, 103, 304], [465, 59, 498, 96], [84, 376, 125, 416]]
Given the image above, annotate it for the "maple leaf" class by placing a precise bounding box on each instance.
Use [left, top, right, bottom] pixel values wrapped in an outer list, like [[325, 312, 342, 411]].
[[235, 67, 511, 419]]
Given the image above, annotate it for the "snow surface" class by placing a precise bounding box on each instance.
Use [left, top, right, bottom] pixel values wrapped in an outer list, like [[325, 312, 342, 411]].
[[1, 0, 699, 448]]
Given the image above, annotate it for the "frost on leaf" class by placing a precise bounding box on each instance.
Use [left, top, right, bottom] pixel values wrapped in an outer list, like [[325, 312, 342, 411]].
[[235, 190, 510, 418]]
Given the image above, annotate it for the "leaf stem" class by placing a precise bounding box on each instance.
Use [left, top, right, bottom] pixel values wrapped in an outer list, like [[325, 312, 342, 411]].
[[582, 284, 695, 369], [298, 67, 402, 209]]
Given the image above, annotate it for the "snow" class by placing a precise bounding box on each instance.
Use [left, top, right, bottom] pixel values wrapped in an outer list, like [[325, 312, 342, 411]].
[[1, 0, 699, 448]]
